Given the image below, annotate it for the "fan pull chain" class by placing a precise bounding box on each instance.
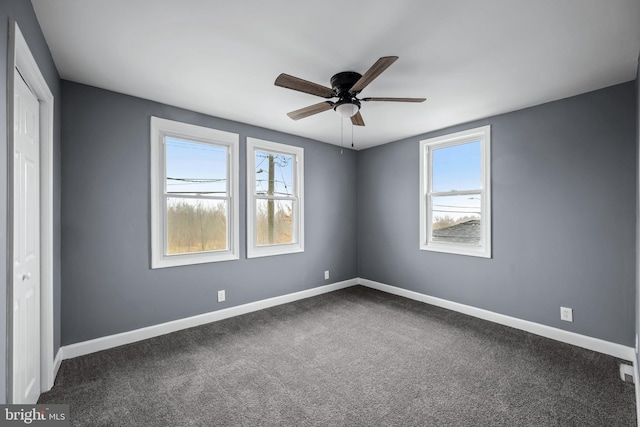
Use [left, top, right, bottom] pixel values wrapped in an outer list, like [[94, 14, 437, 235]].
[[340, 118, 344, 154], [351, 121, 354, 148]]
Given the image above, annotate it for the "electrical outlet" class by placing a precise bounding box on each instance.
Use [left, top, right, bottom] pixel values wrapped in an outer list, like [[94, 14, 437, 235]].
[[218, 290, 225, 303], [620, 363, 635, 383], [324, 270, 330, 280], [560, 306, 573, 322]]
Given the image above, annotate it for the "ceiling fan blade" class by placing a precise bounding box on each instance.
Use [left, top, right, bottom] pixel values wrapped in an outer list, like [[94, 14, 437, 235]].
[[349, 56, 399, 93], [361, 97, 426, 102], [287, 101, 333, 121], [351, 111, 365, 126], [275, 73, 334, 98]]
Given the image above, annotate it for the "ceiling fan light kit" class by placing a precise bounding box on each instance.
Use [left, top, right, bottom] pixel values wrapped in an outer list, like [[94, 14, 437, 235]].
[[334, 101, 360, 118], [274, 56, 425, 127]]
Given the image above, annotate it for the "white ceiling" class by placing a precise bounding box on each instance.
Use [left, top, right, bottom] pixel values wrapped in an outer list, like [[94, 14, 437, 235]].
[[31, 0, 640, 150]]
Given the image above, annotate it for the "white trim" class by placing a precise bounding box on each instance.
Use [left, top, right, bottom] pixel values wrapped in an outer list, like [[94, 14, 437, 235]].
[[60, 279, 356, 360], [246, 137, 304, 258], [635, 359, 640, 427], [150, 117, 240, 268], [52, 276, 634, 391], [358, 278, 635, 362], [53, 349, 63, 382], [419, 125, 492, 258], [10, 22, 56, 397]]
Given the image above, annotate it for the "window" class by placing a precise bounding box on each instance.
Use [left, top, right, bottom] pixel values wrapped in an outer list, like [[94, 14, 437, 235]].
[[420, 125, 491, 257], [247, 138, 304, 258], [150, 117, 239, 268]]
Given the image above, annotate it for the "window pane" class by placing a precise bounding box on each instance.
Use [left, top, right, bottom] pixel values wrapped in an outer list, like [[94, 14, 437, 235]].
[[432, 141, 481, 192], [256, 199, 294, 245], [166, 197, 227, 254], [431, 194, 481, 245], [255, 150, 294, 197], [166, 137, 228, 195]]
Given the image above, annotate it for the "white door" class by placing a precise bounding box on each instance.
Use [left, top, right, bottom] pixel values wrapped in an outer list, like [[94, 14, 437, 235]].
[[13, 69, 41, 404]]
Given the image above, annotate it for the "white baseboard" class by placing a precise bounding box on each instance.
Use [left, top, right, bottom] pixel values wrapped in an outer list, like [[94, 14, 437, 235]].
[[358, 278, 636, 362], [61, 278, 357, 361], [58, 276, 634, 374], [40, 349, 62, 393], [53, 349, 62, 383], [634, 356, 640, 427]]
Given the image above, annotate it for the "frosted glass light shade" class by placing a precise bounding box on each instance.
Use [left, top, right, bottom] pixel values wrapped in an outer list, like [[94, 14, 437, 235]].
[[335, 102, 359, 118]]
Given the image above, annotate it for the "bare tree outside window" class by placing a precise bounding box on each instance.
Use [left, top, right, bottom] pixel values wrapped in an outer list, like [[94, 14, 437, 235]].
[[165, 137, 229, 255]]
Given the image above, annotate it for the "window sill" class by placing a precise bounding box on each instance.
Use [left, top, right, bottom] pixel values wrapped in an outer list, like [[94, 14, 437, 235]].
[[420, 243, 491, 259], [247, 244, 304, 259], [151, 252, 239, 269]]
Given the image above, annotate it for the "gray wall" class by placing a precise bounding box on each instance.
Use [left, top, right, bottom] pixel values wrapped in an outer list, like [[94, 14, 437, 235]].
[[358, 82, 637, 346], [0, 1, 61, 403], [60, 81, 358, 345], [636, 58, 639, 373]]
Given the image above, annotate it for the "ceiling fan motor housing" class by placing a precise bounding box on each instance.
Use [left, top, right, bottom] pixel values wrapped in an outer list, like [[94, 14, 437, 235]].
[[330, 71, 362, 96], [331, 71, 362, 116]]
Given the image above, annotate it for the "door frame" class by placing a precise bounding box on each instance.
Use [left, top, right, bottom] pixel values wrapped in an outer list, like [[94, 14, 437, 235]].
[[7, 21, 55, 401]]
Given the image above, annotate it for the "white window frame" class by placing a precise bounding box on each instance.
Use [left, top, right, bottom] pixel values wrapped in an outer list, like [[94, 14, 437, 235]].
[[419, 125, 491, 258], [150, 117, 239, 268], [247, 137, 304, 258]]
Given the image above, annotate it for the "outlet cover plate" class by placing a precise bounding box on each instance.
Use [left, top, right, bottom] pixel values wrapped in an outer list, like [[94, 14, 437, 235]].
[[620, 363, 635, 383], [218, 290, 225, 302], [560, 306, 573, 322], [324, 270, 329, 280]]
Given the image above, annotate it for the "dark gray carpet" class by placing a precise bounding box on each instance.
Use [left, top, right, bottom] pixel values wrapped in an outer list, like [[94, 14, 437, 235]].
[[40, 286, 636, 426]]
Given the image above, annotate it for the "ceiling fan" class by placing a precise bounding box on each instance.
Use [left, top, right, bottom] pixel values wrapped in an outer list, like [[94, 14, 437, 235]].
[[274, 56, 426, 126]]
